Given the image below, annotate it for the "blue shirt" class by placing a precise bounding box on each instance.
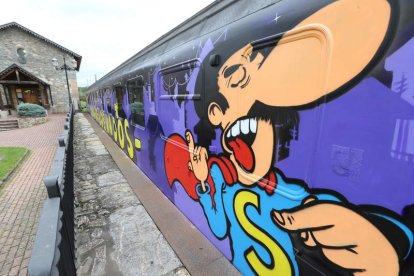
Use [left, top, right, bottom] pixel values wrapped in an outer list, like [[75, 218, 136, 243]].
[[196, 164, 413, 275]]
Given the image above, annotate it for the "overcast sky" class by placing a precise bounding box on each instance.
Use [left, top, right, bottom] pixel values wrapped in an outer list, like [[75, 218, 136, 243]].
[[1, 0, 214, 87]]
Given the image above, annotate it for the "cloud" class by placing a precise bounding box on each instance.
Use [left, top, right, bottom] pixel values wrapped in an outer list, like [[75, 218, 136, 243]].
[[1, 0, 213, 87]]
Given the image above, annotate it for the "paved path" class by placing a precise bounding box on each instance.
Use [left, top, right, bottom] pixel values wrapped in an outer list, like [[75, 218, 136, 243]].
[[0, 115, 66, 276], [75, 114, 189, 275]]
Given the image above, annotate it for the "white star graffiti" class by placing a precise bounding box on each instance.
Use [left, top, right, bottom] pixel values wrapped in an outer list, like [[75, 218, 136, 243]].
[[273, 13, 281, 24]]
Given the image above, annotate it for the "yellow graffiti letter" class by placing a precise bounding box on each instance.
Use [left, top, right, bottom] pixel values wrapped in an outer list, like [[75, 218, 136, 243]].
[[113, 117, 118, 142], [234, 190, 292, 276], [117, 119, 125, 149], [124, 120, 134, 159], [107, 115, 113, 135]]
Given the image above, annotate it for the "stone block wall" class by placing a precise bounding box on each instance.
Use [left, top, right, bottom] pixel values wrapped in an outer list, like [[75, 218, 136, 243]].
[[0, 27, 79, 113], [18, 117, 48, 128]]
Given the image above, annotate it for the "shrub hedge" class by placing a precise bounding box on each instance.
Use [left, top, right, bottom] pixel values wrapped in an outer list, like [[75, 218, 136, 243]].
[[17, 103, 47, 117]]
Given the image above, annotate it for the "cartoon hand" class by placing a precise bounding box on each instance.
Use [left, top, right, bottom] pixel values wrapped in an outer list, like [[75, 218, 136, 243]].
[[273, 200, 399, 275], [186, 130, 209, 192]]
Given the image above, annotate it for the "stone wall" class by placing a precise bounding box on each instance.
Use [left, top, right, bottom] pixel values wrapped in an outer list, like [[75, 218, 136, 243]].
[[18, 117, 47, 128], [0, 26, 79, 113]]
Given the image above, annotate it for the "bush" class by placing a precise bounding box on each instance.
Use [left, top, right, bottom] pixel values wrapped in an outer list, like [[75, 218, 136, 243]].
[[130, 102, 143, 114], [17, 103, 47, 117], [80, 100, 87, 112]]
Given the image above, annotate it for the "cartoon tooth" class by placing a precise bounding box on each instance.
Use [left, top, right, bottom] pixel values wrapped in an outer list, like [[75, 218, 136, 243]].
[[241, 119, 249, 134], [232, 121, 240, 137], [250, 118, 257, 133]]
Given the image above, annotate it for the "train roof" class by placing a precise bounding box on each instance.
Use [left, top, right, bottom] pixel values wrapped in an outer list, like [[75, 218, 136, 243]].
[[88, 0, 281, 91]]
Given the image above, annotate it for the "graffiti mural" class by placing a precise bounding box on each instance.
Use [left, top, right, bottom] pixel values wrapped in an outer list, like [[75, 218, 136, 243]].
[[87, 0, 414, 275]]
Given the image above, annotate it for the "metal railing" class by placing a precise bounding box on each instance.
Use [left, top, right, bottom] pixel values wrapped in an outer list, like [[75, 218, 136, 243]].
[[28, 104, 76, 276]]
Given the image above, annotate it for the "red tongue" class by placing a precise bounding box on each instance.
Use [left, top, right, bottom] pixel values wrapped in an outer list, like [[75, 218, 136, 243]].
[[228, 137, 254, 172]]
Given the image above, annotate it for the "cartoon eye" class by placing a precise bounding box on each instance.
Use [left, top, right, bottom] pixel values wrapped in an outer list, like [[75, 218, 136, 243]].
[[222, 62, 251, 89], [230, 67, 247, 88], [223, 64, 242, 78]]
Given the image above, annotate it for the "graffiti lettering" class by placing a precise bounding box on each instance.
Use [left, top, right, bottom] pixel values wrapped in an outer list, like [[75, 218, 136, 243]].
[[124, 119, 134, 159], [113, 117, 118, 142], [91, 104, 136, 158], [234, 190, 291, 275], [107, 115, 113, 136], [117, 119, 125, 149]]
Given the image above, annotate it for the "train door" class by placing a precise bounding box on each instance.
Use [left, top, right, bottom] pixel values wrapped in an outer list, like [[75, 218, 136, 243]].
[[127, 76, 145, 166], [114, 86, 126, 119], [159, 58, 204, 191]]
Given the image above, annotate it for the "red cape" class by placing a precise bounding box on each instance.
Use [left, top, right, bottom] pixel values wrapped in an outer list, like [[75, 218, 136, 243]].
[[164, 134, 238, 204], [164, 134, 277, 204]]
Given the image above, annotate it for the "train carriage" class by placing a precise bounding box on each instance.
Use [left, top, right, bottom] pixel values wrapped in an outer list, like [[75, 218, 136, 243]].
[[87, 0, 414, 274]]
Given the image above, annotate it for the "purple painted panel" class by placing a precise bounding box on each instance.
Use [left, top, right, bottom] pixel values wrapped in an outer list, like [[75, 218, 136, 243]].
[[280, 78, 414, 213]]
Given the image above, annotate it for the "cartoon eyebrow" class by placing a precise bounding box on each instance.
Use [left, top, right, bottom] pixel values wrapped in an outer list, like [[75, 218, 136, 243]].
[[223, 64, 242, 78]]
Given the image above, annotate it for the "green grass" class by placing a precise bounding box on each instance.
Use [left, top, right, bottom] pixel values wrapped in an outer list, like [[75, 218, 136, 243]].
[[0, 147, 28, 181]]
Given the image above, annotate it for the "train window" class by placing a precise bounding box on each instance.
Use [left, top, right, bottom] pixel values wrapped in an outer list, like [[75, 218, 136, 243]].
[[114, 86, 123, 106], [115, 86, 123, 107], [127, 77, 145, 127], [98, 90, 104, 108], [159, 58, 201, 100], [106, 90, 112, 113], [114, 86, 127, 119]]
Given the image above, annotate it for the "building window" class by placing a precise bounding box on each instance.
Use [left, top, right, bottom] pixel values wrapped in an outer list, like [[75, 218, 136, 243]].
[[16, 46, 27, 64], [127, 77, 145, 127]]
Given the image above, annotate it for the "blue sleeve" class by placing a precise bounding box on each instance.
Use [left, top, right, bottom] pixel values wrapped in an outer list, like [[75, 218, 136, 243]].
[[273, 174, 342, 208], [197, 165, 228, 239], [315, 193, 341, 202], [370, 212, 413, 260]]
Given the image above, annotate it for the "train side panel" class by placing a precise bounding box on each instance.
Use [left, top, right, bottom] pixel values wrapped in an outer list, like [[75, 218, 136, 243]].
[[87, 0, 414, 274]]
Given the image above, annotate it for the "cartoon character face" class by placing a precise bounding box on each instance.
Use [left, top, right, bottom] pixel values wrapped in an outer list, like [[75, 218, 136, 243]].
[[208, 45, 275, 185], [207, 0, 391, 185]]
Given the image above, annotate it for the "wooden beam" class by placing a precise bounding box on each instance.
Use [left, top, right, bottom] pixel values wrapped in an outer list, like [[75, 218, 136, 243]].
[[15, 70, 20, 82], [0, 70, 17, 81], [7, 86, 16, 109], [5, 86, 11, 105], [48, 86, 54, 106], [0, 85, 4, 109], [0, 80, 39, 85]]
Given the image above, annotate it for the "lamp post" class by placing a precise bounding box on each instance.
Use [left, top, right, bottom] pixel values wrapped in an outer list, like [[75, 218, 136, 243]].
[[52, 57, 77, 107]]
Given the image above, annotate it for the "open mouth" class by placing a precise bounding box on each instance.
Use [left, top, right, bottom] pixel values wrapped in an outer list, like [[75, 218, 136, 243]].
[[225, 117, 257, 173]]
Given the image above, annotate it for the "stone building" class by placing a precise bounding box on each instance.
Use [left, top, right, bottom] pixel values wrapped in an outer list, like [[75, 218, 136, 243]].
[[0, 22, 82, 113]]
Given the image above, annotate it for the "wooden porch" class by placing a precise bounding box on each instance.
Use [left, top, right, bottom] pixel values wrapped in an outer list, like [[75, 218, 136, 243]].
[[0, 64, 54, 112]]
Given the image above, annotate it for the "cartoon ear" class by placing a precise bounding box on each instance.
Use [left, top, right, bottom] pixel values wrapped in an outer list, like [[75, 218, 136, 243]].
[[208, 102, 224, 127], [251, 0, 391, 107]]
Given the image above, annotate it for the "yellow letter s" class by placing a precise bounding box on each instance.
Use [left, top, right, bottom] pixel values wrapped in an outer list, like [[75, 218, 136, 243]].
[[234, 190, 292, 276]]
